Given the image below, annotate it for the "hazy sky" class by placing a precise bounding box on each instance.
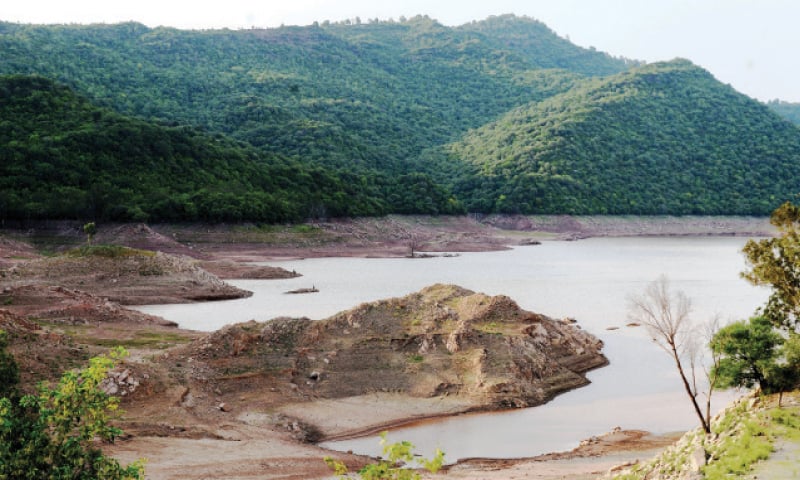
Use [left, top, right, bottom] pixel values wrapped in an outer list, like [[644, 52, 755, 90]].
[[4, 0, 799, 102]]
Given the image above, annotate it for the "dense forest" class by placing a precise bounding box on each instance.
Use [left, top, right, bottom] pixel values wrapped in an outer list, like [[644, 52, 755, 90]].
[[0, 15, 799, 221], [767, 100, 800, 126], [0, 75, 459, 222], [444, 60, 800, 214]]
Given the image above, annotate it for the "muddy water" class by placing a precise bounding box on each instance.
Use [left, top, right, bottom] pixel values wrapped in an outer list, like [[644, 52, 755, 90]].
[[136, 236, 768, 460]]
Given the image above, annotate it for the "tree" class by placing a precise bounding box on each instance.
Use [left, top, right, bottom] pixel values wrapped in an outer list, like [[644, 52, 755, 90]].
[[742, 201, 800, 329], [711, 316, 800, 406], [710, 316, 782, 392], [0, 345, 145, 479], [628, 276, 711, 434], [83, 221, 97, 245]]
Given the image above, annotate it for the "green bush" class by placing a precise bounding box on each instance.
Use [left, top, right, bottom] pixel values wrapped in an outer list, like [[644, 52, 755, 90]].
[[0, 341, 145, 480], [325, 431, 444, 479]]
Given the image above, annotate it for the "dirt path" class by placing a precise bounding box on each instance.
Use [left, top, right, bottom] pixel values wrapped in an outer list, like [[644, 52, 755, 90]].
[[749, 437, 800, 479]]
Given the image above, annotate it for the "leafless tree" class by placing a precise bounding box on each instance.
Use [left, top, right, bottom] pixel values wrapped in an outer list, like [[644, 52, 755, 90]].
[[627, 275, 712, 434], [406, 234, 422, 258]]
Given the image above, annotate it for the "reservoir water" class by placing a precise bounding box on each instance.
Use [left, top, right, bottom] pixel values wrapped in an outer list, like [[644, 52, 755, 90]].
[[135, 236, 769, 460]]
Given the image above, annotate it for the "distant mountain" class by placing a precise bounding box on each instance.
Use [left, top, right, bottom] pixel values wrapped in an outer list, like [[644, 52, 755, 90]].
[[767, 100, 800, 126], [445, 60, 800, 215], [0, 18, 798, 219]]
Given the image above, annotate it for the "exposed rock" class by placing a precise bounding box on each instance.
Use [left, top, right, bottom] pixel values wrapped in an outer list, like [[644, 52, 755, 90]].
[[199, 260, 300, 280], [285, 287, 319, 294], [0, 247, 251, 304], [688, 446, 707, 472], [0, 284, 176, 326], [518, 238, 542, 246], [174, 284, 607, 410]]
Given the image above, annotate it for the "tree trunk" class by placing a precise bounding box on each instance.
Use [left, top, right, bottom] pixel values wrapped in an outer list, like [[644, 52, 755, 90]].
[[671, 345, 711, 434]]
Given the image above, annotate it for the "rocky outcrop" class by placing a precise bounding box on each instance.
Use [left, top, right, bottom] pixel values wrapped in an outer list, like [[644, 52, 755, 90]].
[[0, 247, 251, 304], [0, 284, 176, 326], [178, 284, 606, 410]]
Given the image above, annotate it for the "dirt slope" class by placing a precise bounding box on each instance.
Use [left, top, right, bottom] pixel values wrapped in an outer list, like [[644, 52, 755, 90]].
[[0, 246, 251, 304]]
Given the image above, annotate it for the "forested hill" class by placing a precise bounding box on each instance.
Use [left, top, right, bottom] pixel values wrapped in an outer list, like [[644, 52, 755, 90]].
[[444, 60, 800, 215], [0, 15, 629, 175], [768, 100, 800, 126], [0, 74, 440, 223], [0, 16, 799, 220]]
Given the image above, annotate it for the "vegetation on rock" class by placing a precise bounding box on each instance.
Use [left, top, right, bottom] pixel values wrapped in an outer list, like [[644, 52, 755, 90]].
[[0, 342, 145, 479], [612, 394, 800, 480]]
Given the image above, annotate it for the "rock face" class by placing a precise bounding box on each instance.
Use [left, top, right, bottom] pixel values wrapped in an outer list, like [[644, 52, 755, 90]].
[[183, 284, 607, 409]]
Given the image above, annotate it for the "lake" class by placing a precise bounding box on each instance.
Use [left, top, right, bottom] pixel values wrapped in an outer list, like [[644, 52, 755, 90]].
[[135, 236, 769, 460]]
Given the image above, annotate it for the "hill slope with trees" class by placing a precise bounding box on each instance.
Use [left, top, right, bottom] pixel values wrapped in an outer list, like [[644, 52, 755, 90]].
[[0, 15, 629, 175], [0, 17, 799, 219], [0, 74, 419, 222], [444, 60, 800, 215]]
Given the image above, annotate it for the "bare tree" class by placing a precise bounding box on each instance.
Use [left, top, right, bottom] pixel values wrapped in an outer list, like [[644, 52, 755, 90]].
[[701, 316, 722, 426], [628, 275, 711, 434], [406, 233, 423, 258]]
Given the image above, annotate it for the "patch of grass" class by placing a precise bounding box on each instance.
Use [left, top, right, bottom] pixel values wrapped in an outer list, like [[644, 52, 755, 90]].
[[74, 331, 192, 349], [64, 244, 155, 258], [477, 321, 504, 335], [290, 224, 321, 234], [703, 414, 772, 479], [703, 404, 800, 479], [408, 354, 424, 363], [770, 407, 800, 439]]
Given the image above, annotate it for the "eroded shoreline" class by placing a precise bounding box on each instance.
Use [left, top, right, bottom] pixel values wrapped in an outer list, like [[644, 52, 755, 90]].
[[0, 215, 774, 479]]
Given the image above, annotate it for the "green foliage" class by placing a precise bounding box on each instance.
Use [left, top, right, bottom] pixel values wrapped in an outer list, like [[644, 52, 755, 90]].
[[702, 407, 773, 479], [0, 17, 625, 220], [444, 60, 800, 215], [83, 222, 96, 244], [710, 316, 783, 392], [407, 354, 424, 363], [324, 431, 444, 479], [742, 201, 800, 329], [0, 20, 798, 217], [0, 346, 145, 480], [767, 99, 800, 125]]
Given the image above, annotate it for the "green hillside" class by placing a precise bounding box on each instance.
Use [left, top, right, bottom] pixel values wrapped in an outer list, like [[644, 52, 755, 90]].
[[0, 74, 402, 222], [767, 100, 800, 126], [0, 16, 627, 173], [445, 60, 800, 215], [0, 17, 798, 219]]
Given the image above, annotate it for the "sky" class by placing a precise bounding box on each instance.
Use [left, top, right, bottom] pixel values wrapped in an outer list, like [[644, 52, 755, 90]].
[[3, 0, 799, 102]]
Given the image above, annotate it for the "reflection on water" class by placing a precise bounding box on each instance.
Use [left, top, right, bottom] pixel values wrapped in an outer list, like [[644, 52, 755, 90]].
[[135, 236, 767, 460]]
